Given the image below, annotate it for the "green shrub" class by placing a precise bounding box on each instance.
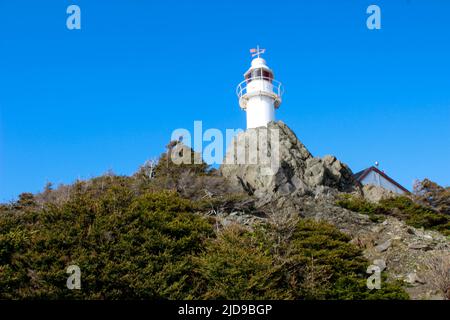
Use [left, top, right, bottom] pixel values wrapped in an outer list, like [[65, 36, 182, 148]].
[[0, 190, 213, 299], [336, 194, 384, 222], [282, 220, 407, 299], [193, 225, 288, 300], [193, 219, 408, 300], [337, 195, 450, 236]]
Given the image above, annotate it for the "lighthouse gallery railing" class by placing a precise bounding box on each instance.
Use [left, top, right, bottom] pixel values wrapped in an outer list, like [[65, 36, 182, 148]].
[[236, 76, 284, 100]]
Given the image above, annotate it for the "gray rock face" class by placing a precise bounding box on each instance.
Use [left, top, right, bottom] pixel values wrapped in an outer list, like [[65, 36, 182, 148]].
[[360, 216, 450, 299], [220, 121, 360, 200], [375, 240, 392, 252]]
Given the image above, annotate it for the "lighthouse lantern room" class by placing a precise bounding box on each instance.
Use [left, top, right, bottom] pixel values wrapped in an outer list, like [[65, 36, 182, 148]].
[[236, 47, 284, 129]]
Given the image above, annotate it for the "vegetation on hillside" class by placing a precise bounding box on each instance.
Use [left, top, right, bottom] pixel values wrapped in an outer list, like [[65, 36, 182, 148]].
[[0, 142, 409, 299], [336, 181, 450, 236]]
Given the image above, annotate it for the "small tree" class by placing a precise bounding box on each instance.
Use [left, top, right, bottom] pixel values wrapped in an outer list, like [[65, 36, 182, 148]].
[[413, 179, 450, 215], [15, 193, 36, 209], [154, 141, 209, 178], [152, 141, 211, 196], [134, 158, 157, 181]]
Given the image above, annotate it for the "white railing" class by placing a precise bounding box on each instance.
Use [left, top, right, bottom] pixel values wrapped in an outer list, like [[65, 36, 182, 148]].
[[236, 76, 284, 100]]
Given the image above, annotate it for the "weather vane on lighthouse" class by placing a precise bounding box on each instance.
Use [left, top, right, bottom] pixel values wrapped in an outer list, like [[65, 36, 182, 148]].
[[250, 45, 266, 58], [236, 46, 284, 129]]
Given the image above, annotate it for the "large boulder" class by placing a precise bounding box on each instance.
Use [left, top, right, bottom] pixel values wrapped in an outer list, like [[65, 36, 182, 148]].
[[220, 121, 360, 200]]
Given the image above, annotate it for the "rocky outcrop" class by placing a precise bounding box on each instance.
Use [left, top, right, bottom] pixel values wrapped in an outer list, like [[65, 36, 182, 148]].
[[218, 121, 450, 300], [220, 121, 360, 201], [355, 217, 450, 300]]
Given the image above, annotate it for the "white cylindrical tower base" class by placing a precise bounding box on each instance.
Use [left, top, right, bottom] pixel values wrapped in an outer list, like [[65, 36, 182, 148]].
[[246, 95, 275, 129]]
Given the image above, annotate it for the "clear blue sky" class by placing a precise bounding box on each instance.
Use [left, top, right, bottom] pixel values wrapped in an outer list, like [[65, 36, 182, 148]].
[[1, 0, 449, 201]]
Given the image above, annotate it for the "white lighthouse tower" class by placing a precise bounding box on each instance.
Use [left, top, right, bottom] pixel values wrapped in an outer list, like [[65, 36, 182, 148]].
[[236, 47, 284, 129]]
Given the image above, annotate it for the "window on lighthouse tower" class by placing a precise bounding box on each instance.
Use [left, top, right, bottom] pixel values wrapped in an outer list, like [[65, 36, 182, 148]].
[[245, 68, 274, 83]]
